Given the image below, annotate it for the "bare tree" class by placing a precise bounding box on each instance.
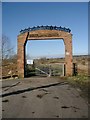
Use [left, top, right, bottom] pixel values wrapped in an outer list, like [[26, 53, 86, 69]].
[[2, 35, 14, 60], [2, 35, 18, 78]]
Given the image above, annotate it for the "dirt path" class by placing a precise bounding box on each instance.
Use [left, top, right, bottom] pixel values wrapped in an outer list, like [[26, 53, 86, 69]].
[[1, 77, 88, 118]]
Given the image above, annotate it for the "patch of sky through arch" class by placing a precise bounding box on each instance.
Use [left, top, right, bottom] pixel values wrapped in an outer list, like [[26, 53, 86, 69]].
[[26, 39, 65, 60]]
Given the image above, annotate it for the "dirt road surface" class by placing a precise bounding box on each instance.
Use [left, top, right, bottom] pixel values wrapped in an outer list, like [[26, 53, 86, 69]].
[[1, 77, 88, 118]]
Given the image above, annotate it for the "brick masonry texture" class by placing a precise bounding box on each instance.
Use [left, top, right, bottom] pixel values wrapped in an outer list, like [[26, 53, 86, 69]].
[[17, 30, 73, 78]]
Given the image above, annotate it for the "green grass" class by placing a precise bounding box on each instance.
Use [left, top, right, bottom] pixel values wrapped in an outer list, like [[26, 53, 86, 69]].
[[66, 75, 89, 99]]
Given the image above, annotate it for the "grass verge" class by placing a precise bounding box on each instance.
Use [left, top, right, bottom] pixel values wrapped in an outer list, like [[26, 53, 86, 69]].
[[66, 75, 89, 101]]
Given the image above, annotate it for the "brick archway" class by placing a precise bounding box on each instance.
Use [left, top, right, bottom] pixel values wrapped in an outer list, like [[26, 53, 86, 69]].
[[17, 26, 73, 78]]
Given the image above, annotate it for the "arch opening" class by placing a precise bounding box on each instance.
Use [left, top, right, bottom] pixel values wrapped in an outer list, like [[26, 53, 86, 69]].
[[25, 39, 65, 77]]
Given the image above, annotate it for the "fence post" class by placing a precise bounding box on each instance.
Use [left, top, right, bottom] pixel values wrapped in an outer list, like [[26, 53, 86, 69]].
[[48, 64, 51, 77], [64, 64, 66, 76], [73, 63, 78, 76]]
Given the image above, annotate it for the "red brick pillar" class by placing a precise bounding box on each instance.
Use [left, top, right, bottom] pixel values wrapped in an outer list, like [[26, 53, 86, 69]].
[[17, 32, 28, 78], [64, 35, 73, 76]]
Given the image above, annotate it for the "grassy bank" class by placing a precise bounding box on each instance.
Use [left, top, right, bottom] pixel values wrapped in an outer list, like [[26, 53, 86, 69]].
[[66, 75, 89, 100]]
